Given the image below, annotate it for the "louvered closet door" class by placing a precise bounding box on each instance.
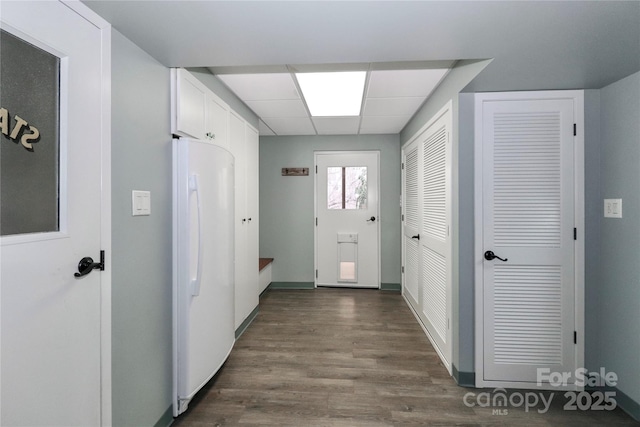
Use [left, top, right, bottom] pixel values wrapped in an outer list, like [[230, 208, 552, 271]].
[[402, 141, 420, 309], [482, 99, 575, 383], [419, 114, 451, 362]]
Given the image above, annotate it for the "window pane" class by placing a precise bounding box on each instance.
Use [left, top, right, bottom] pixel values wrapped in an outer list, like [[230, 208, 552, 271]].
[[0, 30, 60, 236], [327, 167, 343, 209], [345, 166, 367, 209], [327, 166, 367, 210]]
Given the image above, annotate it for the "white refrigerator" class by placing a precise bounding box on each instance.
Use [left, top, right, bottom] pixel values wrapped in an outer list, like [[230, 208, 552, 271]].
[[172, 138, 235, 416]]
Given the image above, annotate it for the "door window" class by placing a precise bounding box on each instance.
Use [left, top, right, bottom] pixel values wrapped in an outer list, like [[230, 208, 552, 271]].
[[0, 29, 60, 236], [327, 166, 367, 210]]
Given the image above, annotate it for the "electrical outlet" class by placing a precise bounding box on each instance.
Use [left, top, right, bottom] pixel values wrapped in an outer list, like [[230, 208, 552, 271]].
[[604, 199, 622, 218]]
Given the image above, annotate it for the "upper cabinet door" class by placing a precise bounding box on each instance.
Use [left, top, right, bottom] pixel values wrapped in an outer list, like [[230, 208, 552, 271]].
[[205, 93, 229, 148], [174, 68, 207, 140]]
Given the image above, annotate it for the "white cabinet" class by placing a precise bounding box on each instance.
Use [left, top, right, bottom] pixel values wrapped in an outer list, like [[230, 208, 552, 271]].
[[172, 68, 206, 139], [205, 93, 229, 149], [230, 111, 260, 330], [171, 68, 228, 148]]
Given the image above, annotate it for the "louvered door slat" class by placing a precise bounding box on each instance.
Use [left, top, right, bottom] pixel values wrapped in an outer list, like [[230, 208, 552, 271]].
[[422, 126, 447, 241], [405, 148, 419, 230], [493, 112, 561, 247]]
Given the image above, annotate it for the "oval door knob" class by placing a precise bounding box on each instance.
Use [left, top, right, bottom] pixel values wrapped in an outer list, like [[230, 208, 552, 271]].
[[484, 250, 508, 262], [74, 251, 105, 278]]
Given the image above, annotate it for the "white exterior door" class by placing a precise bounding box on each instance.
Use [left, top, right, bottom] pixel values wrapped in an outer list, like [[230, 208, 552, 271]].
[[475, 92, 584, 388], [315, 152, 380, 288], [1, 2, 110, 425], [401, 102, 452, 371]]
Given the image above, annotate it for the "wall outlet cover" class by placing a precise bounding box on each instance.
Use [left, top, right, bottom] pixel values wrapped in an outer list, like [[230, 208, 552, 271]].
[[604, 198, 622, 218], [132, 190, 151, 216]]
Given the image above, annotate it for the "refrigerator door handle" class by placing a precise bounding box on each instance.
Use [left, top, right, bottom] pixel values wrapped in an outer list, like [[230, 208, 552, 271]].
[[189, 174, 203, 296]]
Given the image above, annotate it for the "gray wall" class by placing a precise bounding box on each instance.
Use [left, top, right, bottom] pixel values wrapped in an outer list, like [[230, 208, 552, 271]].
[[400, 59, 490, 376], [596, 71, 640, 406], [111, 30, 173, 426], [583, 89, 602, 374], [259, 134, 401, 285]]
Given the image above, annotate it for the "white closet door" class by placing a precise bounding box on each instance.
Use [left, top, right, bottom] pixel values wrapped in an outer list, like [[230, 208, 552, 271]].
[[402, 141, 420, 308], [401, 102, 452, 370], [482, 99, 576, 383], [419, 113, 452, 364]]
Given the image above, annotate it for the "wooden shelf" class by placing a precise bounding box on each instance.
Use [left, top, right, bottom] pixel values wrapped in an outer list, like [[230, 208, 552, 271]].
[[259, 258, 274, 272]]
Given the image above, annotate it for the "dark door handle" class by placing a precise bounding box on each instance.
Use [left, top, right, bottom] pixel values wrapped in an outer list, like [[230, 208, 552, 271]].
[[484, 250, 507, 262], [411, 234, 420, 241], [74, 251, 105, 277], [367, 216, 376, 222]]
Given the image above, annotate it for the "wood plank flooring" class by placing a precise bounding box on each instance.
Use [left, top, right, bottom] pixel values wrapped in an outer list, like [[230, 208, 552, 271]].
[[172, 289, 638, 426]]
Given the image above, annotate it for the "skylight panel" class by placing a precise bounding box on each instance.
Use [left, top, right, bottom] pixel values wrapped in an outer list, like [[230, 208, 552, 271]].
[[295, 71, 366, 117]]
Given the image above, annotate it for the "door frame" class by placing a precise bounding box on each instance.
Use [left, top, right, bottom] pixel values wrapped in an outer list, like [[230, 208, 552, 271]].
[[473, 90, 585, 390], [314, 150, 381, 289]]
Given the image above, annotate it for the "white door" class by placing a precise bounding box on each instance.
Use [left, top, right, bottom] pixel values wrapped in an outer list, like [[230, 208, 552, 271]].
[[230, 112, 248, 328], [401, 103, 452, 370], [230, 112, 259, 329], [315, 152, 380, 288], [477, 94, 582, 386], [1, 2, 109, 425], [402, 140, 420, 309], [245, 125, 259, 297]]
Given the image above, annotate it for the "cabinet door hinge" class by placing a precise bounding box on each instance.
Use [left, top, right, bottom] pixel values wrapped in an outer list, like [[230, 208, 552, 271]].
[[574, 228, 577, 240], [315, 269, 318, 278], [401, 214, 404, 222], [574, 331, 577, 344], [401, 266, 405, 274], [315, 165, 318, 174], [401, 163, 404, 170], [315, 217, 318, 226], [573, 123, 577, 136]]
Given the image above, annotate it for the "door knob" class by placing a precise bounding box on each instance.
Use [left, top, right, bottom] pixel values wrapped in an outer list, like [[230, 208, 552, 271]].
[[484, 250, 508, 262], [367, 216, 376, 222], [411, 234, 420, 241], [74, 250, 105, 277]]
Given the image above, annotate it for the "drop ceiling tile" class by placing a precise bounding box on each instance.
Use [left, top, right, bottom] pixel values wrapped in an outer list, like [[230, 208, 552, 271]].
[[313, 117, 361, 135], [360, 115, 411, 134], [246, 99, 308, 118], [258, 120, 275, 136], [262, 117, 316, 136], [218, 73, 300, 101], [363, 97, 425, 116], [366, 69, 449, 98]]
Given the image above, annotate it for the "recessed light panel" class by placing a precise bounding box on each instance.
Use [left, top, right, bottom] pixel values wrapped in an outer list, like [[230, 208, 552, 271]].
[[296, 71, 366, 117]]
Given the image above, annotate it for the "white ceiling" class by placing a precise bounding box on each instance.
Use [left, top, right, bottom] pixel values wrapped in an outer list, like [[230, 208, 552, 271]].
[[84, 1, 640, 135], [217, 68, 449, 135]]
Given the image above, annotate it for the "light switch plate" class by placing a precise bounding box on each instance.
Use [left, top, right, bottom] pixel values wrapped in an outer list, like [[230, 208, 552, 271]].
[[132, 190, 151, 216], [604, 198, 622, 218]]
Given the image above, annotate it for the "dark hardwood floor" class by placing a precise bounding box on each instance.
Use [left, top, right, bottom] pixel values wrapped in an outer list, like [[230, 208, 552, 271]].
[[172, 288, 638, 426]]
